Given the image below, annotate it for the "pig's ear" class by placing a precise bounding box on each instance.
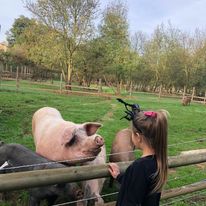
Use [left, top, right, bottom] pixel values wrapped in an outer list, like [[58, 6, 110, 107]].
[[83, 122, 102, 136]]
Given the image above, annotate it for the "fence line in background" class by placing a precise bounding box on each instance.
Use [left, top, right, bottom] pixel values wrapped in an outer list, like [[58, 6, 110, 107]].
[[1, 73, 206, 103]]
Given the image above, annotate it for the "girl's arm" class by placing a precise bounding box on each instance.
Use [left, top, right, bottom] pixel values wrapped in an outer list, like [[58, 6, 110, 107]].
[[108, 162, 125, 184]]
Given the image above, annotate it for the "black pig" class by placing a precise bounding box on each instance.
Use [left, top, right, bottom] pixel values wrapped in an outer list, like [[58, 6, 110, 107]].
[[0, 142, 83, 206]]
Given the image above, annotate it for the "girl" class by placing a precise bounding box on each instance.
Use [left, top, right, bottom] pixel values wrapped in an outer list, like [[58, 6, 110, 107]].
[[109, 110, 168, 206]]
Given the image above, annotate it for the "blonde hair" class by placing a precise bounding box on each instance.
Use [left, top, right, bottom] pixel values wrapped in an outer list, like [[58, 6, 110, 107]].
[[132, 109, 169, 193]]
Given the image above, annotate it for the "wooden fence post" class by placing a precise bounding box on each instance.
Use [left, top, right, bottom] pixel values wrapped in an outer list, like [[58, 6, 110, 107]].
[[124, 83, 127, 93], [158, 85, 162, 101], [120, 79, 122, 94], [183, 86, 186, 98], [191, 87, 195, 101], [24, 66, 26, 76], [16, 66, 19, 91], [129, 81, 133, 96], [98, 78, 102, 93], [60, 73, 63, 93]]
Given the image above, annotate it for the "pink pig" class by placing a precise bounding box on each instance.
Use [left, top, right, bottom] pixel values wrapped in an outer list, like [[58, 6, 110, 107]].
[[80, 144, 106, 206], [32, 107, 104, 164]]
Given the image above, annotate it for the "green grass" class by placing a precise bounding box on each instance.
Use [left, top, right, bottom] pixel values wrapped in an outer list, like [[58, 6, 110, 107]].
[[0, 79, 206, 205]]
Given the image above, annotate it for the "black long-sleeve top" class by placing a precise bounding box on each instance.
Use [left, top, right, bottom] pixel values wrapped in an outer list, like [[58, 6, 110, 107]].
[[116, 155, 161, 206]]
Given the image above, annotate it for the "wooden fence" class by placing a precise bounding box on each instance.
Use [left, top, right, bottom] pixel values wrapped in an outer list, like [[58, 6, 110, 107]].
[[1, 68, 206, 102], [0, 65, 36, 82], [182, 86, 206, 104], [0, 73, 117, 100], [1, 151, 206, 205]]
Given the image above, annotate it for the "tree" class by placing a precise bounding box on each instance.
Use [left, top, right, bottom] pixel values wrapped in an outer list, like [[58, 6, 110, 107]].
[[6, 15, 35, 47], [75, 37, 107, 87], [131, 31, 147, 55], [143, 24, 167, 90], [99, 0, 130, 94], [192, 40, 206, 95], [24, 0, 99, 87], [142, 23, 193, 92], [19, 22, 63, 71]]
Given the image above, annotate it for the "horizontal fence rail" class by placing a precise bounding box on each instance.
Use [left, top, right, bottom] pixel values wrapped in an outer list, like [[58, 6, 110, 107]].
[[161, 180, 206, 200], [1, 151, 206, 192], [103, 180, 206, 206]]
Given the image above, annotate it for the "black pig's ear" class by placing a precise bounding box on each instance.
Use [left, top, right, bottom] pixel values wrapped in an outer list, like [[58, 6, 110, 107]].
[[83, 122, 102, 136]]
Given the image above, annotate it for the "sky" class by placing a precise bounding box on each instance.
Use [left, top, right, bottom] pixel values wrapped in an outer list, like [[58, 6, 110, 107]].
[[1, 0, 206, 43]]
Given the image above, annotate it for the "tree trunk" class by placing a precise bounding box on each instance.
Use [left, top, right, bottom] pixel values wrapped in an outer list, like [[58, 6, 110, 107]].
[[66, 58, 73, 90], [116, 81, 122, 95]]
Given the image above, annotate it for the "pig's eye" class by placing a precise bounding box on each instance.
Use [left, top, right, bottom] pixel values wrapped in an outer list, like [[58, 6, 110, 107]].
[[67, 135, 77, 146]]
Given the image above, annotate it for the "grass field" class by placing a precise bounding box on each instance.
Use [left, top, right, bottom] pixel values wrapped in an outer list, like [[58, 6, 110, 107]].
[[0, 80, 206, 205]]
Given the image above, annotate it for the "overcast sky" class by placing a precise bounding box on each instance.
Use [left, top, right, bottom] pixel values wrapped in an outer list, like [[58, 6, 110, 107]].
[[1, 0, 206, 42]]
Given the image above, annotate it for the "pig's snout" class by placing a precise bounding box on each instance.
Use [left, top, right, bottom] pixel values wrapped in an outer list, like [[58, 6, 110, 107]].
[[95, 136, 104, 146]]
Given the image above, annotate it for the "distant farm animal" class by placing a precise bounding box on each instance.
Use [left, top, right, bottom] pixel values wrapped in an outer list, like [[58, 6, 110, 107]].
[[32, 107, 104, 164], [109, 128, 136, 187], [182, 96, 191, 106], [81, 145, 106, 206], [0, 142, 83, 206]]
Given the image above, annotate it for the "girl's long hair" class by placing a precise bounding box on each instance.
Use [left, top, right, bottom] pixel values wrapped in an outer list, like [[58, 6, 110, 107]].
[[132, 110, 169, 193]]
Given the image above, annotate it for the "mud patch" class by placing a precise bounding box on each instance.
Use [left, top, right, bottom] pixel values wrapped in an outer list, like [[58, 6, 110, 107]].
[[168, 168, 177, 175], [196, 162, 206, 170]]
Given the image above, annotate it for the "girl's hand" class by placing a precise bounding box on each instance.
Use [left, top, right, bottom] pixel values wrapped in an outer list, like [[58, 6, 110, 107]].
[[108, 162, 120, 179]]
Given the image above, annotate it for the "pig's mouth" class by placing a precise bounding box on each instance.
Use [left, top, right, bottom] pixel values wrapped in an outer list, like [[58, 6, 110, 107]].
[[83, 147, 101, 157], [92, 147, 101, 155], [74, 189, 84, 200]]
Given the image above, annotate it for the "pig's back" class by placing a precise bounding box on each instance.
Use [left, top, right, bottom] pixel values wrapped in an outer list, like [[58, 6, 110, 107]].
[[110, 128, 135, 162], [113, 128, 134, 151], [32, 107, 66, 144]]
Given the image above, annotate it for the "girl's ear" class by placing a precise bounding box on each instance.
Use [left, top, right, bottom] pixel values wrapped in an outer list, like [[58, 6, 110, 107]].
[[135, 132, 141, 142], [135, 132, 140, 138], [132, 132, 141, 146], [135, 132, 140, 137]]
